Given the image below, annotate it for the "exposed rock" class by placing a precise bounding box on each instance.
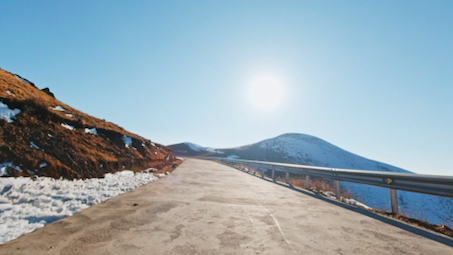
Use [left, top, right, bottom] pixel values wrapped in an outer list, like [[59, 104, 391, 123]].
[[41, 87, 55, 98], [13, 73, 35, 87]]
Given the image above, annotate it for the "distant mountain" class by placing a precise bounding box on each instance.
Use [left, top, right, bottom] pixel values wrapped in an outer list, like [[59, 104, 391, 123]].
[[0, 68, 177, 179], [170, 133, 453, 227], [167, 142, 223, 157], [212, 133, 411, 173]]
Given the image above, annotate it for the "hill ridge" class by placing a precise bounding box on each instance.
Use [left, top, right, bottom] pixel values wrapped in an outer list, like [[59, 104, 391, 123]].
[[0, 68, 176, 179]]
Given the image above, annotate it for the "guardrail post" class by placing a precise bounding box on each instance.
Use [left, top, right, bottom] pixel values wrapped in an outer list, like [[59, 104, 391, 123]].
[[305, 175, 310, 189], [335, 180, 341, 201], [261, 168, 264, 178], [286, 171, 289, 184], [272, 167, 275, 182], [390, 189, 399, 214]]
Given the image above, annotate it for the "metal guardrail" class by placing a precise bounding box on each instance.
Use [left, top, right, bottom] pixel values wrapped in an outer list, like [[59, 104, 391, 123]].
[[203, 157, 453, 214]]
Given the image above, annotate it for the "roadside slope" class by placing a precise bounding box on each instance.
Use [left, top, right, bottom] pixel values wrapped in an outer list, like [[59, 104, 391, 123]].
[[0, 68, 176, 179]]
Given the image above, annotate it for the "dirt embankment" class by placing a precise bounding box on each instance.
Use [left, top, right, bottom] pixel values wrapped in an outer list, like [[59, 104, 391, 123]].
[[0, 68, 177, 179]]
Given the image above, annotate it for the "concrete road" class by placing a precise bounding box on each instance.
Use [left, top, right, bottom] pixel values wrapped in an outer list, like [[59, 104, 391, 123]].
[[1, 158, 453, 255]]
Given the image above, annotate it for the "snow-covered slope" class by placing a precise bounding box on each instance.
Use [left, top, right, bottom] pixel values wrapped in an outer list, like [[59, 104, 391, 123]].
[[185, 142, 223, 154], [168, 142, 224, 156], [257, 133, 410, 172], [186, 133, 453, 228]]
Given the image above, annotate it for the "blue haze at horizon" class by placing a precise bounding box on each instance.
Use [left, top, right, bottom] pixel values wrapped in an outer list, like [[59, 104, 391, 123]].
[[0, 1, 452, 175]]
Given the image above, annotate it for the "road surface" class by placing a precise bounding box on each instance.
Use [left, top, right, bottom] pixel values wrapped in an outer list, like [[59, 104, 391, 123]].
[[1, 158, 452, 254]]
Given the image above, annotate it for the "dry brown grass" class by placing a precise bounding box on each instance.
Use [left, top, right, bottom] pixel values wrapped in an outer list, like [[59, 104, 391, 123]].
[[224, 162, 354, 199], [0, 68, 143, 140], [0, 68, 177, 179], [288, 177, 355, 200], [367, 208, 453, 238]]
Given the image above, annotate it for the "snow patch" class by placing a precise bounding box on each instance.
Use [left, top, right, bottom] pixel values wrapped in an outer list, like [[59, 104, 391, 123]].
[[0, 170, 159, 244], [0, 102, 21, 123], [30, 142, 42, 151], [50, 106, 65, 111], [344, 198, 370, 209], [5, 90, 13, 96], [184, 142, 224, 154], [185, 142, 202, 152], [61, 123, 75, 131], [123, 135, 132, 148], [143, 168, 157, 173], [84, 128, 97, 135], [65, 114, 74, 118], [314, 189, 371, 209], [14, 75, 32, 85], [0, 162, 22, 176], [39, 163, 47, 168]]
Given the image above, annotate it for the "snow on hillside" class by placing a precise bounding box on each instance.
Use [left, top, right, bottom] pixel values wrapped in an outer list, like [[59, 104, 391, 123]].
[[14, 75, 33, 86], [0, 102, 21, 123], [259, 133, 409, 173], [0, 170, 165, 244], [256, 133, 453, 227], [61, 123, 75, 131], [0, 162, 22, 176], [50, 105, 65, 111], [184, 142, 224, 154], [85, 127, 97, 135], [123, 135, 132, 148], [185, 142, 205, 152]]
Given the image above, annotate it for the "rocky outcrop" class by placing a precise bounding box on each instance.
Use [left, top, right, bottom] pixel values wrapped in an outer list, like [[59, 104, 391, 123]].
[[41, 87, 55, 98]]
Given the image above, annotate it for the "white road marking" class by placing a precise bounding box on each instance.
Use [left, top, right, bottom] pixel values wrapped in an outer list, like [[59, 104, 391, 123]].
[[241, 172, 298, 254], [242, 205, 254, 223]]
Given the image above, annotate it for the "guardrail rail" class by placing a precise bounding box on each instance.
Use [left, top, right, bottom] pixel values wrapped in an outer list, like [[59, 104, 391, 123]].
[[203, 157, 453, 214]]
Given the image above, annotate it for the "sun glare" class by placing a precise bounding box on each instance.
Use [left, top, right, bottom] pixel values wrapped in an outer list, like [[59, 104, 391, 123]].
[[247, 76, 285, 110]]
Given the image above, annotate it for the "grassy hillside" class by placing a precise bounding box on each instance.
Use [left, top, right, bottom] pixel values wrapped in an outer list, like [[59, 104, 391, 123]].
[[0, 68, 177, 179]]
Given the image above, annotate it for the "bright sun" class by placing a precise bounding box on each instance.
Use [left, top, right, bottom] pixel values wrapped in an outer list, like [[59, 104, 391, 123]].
[[247, 76, 285, 110]]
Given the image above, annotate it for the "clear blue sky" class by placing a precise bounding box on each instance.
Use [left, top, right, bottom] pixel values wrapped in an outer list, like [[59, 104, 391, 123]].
[[1, 1, 452, 175]]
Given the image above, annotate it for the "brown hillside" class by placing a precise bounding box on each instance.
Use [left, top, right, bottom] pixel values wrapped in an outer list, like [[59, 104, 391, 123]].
[[0, 68, 177, 179]]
